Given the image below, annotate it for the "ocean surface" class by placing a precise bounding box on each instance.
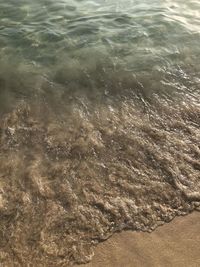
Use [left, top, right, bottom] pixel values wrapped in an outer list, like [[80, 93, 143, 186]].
[[0, 0, 200, 266]]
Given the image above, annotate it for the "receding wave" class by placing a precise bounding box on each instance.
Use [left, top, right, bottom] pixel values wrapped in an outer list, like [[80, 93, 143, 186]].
[[0, 66, 200, 266]]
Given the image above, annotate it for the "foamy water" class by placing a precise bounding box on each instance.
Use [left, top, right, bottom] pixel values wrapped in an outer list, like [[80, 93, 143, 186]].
[[0, 0, 200, 266]]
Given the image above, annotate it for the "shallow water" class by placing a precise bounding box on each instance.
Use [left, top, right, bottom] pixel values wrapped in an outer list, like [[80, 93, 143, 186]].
[[0, 0, 200, 266]]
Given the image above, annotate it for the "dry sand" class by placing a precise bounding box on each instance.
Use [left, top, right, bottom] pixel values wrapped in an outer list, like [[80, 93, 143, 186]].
[[77, 212, 200, 267]]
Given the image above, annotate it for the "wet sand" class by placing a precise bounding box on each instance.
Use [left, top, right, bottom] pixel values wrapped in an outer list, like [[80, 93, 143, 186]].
[[77, 212, 200, 267]]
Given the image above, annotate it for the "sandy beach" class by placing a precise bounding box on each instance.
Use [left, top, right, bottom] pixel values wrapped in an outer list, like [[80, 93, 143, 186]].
[[77, 212, 200, 267]]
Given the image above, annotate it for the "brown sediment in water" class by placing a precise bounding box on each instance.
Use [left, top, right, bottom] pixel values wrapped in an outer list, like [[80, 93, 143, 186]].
[[0, 89, 199, 266], [77, 211, 200, 267]]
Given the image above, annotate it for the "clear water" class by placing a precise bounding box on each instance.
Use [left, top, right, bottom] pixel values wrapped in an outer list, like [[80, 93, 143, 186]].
[[0, 0, 200, 266]]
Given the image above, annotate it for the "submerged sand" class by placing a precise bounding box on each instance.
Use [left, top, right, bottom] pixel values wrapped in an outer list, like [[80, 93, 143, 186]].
[[0, 90, 199, 266], [78, 212, 200, 267]]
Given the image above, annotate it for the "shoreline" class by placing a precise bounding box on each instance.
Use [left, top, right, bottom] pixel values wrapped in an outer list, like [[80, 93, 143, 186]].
[[76, 211, 200, 267]]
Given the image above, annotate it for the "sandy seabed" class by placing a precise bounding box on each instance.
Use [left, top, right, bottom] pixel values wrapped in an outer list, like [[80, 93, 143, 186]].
[[77, 212, 200, 267], [0, 91, 199, 266]]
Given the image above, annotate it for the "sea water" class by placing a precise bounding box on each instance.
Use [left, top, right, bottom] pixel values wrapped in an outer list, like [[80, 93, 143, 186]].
[[0, 0, 200, 265]]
